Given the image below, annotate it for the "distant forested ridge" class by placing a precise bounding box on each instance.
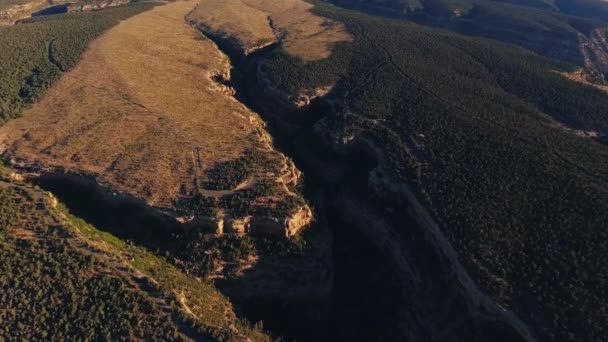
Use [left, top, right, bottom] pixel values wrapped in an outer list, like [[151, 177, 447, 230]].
[[0, 3, 154, 124], [263, 3, 608, 340], [325, 0, 608, 82]]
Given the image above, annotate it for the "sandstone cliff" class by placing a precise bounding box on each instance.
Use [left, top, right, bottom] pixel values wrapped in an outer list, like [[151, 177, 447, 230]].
[[66, 0, 130, 13], [0, 0, 52, 25], [579, 27, 608, 84]]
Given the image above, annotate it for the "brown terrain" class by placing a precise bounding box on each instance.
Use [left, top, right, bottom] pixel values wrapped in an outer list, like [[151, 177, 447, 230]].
[[0, 0, 311, 236], [187, 0, 352, 107], [579, 27, 608, 84], [188, 0, 352, 60]]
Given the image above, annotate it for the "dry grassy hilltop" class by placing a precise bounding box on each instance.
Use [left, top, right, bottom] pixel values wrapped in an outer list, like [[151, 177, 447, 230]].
[[0, 0, 310, 236], [187, 0, 352, 107], [188, 0, 352, 60]]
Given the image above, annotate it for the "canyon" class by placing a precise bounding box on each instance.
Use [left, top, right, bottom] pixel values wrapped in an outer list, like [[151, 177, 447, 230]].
[[186, 1, 536, 340], [5, 0, 607, 340]]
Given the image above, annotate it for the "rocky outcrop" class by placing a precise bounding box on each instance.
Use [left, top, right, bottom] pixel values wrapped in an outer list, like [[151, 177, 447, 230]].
[[207, 203, 311, 237], [208, 70, 235, 95], [66, 0, 130, 13], [284, 206, 312, 236], [579, 27, 608, 84], [177, 213, 224, 235], [224, 215, 252, 234], [294, 85, 333, 108], [0, 0, 50, 25]]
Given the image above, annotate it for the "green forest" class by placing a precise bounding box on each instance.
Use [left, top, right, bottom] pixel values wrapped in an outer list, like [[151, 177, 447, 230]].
[[328, 0, 608, 80], [0, 186, 181, 340], [263, 3, 608, 340], [0, 3, 154, 124]]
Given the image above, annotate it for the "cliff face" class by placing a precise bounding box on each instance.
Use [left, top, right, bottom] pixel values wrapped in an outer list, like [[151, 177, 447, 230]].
[[183, 205, 312, 237], [579, 27, 608, 84], [66, 0, 130, 13], [0, 0, 51, 25]]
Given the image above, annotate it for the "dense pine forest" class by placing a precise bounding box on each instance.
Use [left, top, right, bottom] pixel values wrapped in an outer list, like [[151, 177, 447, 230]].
[[263, 3, 608, 340], [0, 185, 181, 340], [327, 0, 608, 81], [0, 3, 154, 124]]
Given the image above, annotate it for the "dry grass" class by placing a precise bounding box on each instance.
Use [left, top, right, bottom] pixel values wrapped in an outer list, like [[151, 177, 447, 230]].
[[189, 0, 276, 52], [0, 0, 279, 208], [189, 0, 352, 61]]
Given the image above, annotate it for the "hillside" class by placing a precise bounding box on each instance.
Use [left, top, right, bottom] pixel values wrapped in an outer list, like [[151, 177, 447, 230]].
[[188, 0, 351, 60], [1, 0, 608, 340], [0, 2, 154, 123], [327, 0, 608, 84], [0, 164, 271, 341], [0, 0, 311, 237], [0, 1, 323, 339], [200, 1, 608, 340]]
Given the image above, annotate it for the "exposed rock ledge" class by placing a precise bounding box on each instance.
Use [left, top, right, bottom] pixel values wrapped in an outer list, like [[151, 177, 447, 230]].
[[3, 155, 312, 239], [578, 27, 608, 84], [0, 0, 51, 25], [177, 203, 312, 238], [66, 0, 131, 13]]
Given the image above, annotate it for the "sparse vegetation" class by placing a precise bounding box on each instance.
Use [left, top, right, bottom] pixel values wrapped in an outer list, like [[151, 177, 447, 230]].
[[202, 149, 257, 190], [261, 3, 608, 340], [188, 0, 351, 60], [197, 146, 306, 217], [182, 180, 306, 219]]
